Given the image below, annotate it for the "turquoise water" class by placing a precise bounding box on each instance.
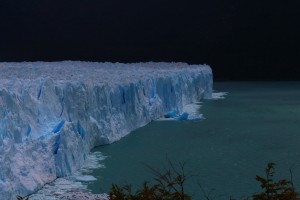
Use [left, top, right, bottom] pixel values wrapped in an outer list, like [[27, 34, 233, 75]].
[[88, 82, 300, 199]]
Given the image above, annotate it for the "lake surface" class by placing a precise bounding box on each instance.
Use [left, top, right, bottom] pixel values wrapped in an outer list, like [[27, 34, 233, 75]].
[[88, 82, 300, 199]]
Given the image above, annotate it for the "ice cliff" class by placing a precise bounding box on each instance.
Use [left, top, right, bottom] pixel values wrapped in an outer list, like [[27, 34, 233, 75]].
[[0, 61, 212, 199]]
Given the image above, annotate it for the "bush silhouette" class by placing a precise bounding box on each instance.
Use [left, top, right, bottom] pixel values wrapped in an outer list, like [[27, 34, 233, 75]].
[[251, 162, 300, 200], [109, 162, 300, 200], [109, 161, 191, 200]]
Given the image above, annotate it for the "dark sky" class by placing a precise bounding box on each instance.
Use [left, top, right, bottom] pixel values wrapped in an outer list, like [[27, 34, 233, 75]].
[[0, 1, 299, 80]]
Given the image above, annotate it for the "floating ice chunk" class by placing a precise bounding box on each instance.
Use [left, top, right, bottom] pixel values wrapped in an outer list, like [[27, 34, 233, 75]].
[[181, 103, 204, 120], [164, 110, 178, 118], [212, 92, 228, 100], [160, 102, 204, 121], [187, 113, 203, 120], [178, 112, 189, 120]]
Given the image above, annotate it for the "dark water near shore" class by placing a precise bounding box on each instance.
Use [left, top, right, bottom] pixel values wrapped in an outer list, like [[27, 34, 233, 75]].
[[88, 82, 300, 199]]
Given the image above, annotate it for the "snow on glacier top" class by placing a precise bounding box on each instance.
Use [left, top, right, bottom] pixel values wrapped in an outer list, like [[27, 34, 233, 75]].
[[0, 61, 211, 86]]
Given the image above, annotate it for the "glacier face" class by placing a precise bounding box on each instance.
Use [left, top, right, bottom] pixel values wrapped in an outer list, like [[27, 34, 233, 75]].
[[0, 61, 212, 198]]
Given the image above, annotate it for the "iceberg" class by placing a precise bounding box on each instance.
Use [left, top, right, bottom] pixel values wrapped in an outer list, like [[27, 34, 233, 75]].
[[0, 61, 212, 198]]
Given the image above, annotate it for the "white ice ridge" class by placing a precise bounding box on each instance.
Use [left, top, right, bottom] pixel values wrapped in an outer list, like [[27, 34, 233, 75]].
[[0, 61, 212, 198]]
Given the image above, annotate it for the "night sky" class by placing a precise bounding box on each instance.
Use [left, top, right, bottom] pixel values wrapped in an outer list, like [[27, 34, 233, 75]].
[[0, 1, 299, 81]]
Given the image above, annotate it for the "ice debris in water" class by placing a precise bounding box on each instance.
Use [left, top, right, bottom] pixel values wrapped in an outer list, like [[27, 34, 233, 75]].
[[212, 92, 228, 100], [29, 152, 107, 200], [161, 102, 204, 121]]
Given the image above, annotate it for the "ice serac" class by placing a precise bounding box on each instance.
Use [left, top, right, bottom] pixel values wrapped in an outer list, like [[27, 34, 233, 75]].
[[0, 61, 212, 198]]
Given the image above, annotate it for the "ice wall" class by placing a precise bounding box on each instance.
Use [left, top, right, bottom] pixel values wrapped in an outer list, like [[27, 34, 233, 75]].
[[0, 61, 212, 198]]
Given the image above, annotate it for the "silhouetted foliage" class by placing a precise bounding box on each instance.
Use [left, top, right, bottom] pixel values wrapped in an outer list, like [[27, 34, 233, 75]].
[[251, 162, 300, 200], [109, 161, 191, 200], [109, 162, 300, 200]]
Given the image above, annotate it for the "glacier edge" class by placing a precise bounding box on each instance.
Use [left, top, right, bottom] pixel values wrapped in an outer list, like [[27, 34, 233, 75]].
[[0, 62, 212, 199]]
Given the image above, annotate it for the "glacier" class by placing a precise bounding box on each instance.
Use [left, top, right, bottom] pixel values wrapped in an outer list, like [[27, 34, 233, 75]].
[[0, 61, 212, 199]]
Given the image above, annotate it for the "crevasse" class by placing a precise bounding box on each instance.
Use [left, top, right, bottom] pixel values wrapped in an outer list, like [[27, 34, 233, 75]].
[[0, 62, 212, 199]]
